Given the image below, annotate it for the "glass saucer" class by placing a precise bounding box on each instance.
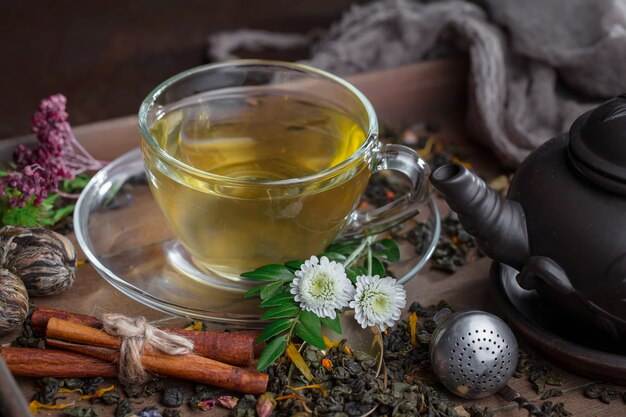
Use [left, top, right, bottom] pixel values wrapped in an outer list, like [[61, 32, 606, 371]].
[[74, 148, 440, 327]]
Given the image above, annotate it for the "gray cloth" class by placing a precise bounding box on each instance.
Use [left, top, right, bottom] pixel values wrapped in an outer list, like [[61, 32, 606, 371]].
[[208, 0, 626, 167]]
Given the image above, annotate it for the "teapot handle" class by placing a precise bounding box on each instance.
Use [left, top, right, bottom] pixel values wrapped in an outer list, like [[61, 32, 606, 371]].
[[516, 256, 575, 295]]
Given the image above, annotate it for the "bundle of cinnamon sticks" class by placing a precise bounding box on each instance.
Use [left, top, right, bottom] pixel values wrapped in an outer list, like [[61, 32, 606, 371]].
[[2, 307, 268, 395]]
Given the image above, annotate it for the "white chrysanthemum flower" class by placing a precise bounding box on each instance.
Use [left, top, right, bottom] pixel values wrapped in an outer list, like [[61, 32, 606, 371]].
[[290, 255, 354, 319], [349, 275, 406, 331]]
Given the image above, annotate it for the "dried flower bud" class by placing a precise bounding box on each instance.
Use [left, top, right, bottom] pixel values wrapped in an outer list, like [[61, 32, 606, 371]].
[[255, 392, 276, 417], [216, 396, 239, 409], [0, 226, 76, 297], [0, 268, 29, 333]]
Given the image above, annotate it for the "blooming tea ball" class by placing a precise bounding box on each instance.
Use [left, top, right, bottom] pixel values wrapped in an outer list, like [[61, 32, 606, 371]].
[[0, 268, 29, 333], [0, 226, 76, 297]]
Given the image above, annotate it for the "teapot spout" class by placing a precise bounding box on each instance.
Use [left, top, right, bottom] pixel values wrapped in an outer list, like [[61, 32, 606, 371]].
[[430, 163, 529, 269]]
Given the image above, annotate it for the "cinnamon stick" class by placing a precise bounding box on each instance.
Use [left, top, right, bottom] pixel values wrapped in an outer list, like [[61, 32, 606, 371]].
[[31, 307, 101, 332], [1, 347, 117, 378], [32, 307, 256, 366], [46, 318, 268, 395]]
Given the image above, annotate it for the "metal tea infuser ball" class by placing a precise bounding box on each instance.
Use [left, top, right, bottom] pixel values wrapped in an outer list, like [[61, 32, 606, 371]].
[[430, 309, 548, 417]]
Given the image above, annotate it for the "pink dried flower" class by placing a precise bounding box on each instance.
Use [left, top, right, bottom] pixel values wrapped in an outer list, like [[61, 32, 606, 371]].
[[196, 399, 216, 410], [256, 392, 276, 417], [216, 396, 239, 409], [1, 94, 106, 207]]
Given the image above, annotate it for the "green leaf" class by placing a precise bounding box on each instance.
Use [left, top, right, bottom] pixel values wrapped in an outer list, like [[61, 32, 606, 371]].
[[371, 256, 386, 277], [49, 203, 76, 224], [260, 281, 283, 301], [240, 264, 295, 281], [285, 260, 304, 271], [256, 318, 293, 343], [299, 311, 321, 336], [325, 240, 361, 255], [0, 195, 56, 227], [261, 291, 295, 307], [346, 266, 367, 283], [320, 315, 342, 335], [61, 174, 91, 193], [257, 335, 288, 371], [261, 303, 300, 320], [319, 252, 347, 263], [2, 204, 43, 227], [244, 285, 264, 298], [373, 239, 401, 262], [295, 322, 326, 350]]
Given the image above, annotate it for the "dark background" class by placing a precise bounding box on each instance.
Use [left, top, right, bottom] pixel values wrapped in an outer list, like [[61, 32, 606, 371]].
[[0, 1, 355, 139]]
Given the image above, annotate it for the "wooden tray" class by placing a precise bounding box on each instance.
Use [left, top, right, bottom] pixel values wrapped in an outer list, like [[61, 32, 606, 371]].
[[2, 58, 623, 416]]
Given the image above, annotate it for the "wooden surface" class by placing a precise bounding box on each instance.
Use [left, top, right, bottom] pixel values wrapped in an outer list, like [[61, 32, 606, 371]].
[[2, 59, 624, 416]]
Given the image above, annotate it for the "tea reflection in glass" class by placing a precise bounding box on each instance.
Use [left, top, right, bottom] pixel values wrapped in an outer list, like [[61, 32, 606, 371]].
[[143, 91, 371, 278]]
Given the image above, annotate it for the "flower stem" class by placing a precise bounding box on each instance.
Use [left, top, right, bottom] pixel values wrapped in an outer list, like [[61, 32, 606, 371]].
[[367, 246, 373, 275], [342, 237, 372, 269], [56, 191, 80, 199]]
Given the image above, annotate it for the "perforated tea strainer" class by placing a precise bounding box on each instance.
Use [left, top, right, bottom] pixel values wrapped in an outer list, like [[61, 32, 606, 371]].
[[430, 309, 548, 417]]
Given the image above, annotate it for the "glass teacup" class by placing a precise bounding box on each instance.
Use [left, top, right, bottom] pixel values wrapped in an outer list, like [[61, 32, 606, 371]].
[[139, 60, 430, 282]]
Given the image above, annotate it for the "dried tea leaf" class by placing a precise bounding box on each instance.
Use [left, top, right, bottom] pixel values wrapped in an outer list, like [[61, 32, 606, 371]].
[[540, 388, 563, 400], [161, 386, 184, 408]]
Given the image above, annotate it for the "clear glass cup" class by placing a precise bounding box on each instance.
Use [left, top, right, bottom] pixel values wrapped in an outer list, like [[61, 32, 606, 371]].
[[139, 60, 431, 282]]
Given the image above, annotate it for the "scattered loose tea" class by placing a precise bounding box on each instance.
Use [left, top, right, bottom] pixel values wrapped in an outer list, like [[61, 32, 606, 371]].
[[540, 401, 572, 417], [98, 389, 120, 405], [115, 399, 132, 417], [142, 379, 165, 397], [60, 378, 85, 390], [584, 382, 622, 404], [63, 406, 99, 417], [464, 405, 494, 417], [11, 304, 45, 348], [231, 395, 257, 417], [189, 384, 222, 410], [515, 350, 562, 394], [82, 377, 105, 395], [234, 301, 470, 417], [161, 386, 184, 408], [405, 222, 434, 255], [33, 377, 60, 405], [0, 268, 29, 333], [431, 242, 467, 273], [541, 388, 563, 400], [430, 213, 478, 273], [0, 226, 76, 296]]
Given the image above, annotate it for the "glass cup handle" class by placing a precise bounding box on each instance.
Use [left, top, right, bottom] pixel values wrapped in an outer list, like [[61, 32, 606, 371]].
[[342, 143, 431, 239]]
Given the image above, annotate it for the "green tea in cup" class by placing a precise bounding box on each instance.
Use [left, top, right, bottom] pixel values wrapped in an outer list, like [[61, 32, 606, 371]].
[[140, 61, 430, 281]]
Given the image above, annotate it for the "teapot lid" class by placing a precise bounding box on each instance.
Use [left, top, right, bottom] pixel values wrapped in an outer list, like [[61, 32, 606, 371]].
[[569, 94, 626, 195]]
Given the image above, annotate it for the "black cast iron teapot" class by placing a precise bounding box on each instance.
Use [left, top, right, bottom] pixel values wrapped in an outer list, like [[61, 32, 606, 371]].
[[430, 94, 626, 339]]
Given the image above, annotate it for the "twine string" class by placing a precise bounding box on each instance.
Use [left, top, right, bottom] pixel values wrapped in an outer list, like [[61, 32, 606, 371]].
[[101, 313, 194, 384]]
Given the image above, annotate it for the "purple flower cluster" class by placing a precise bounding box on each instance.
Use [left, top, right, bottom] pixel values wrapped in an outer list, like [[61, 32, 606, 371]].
[[0, 94, 105, 207]]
